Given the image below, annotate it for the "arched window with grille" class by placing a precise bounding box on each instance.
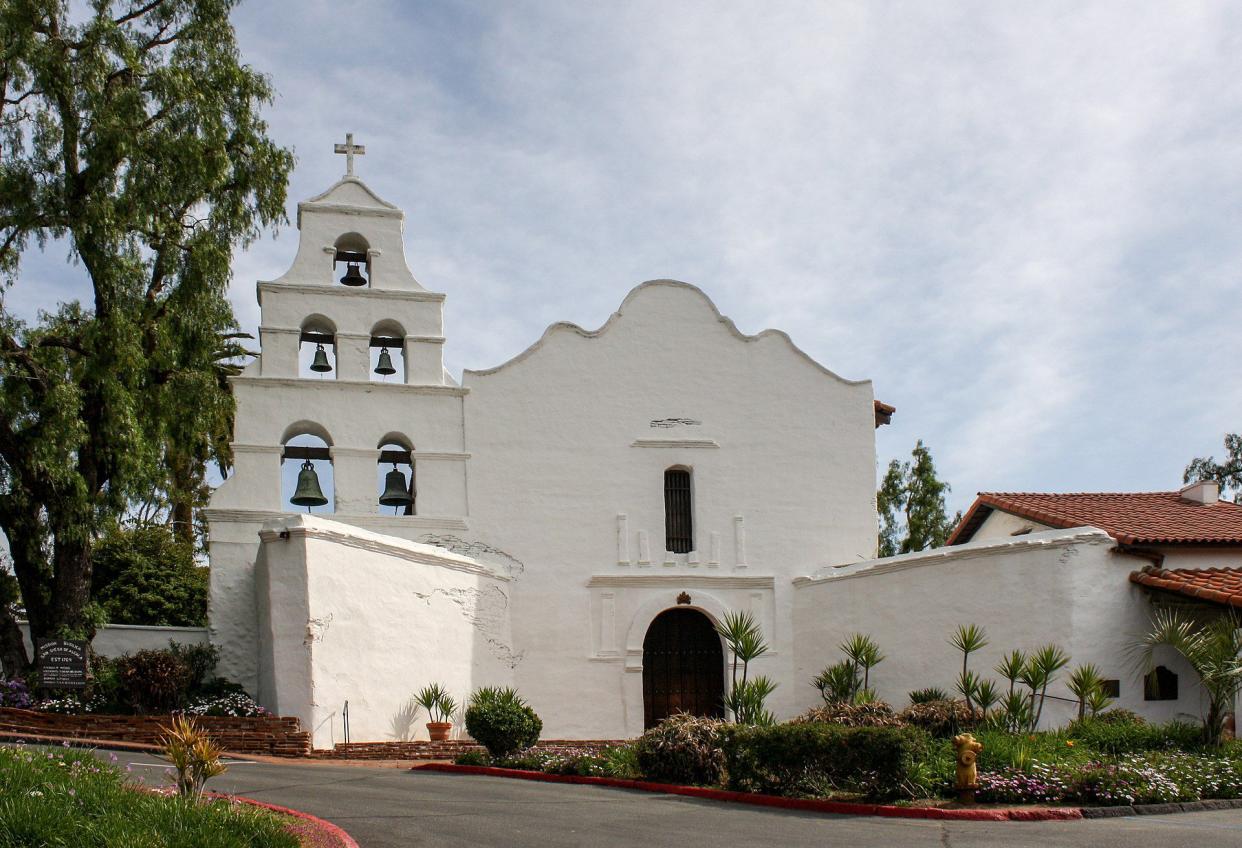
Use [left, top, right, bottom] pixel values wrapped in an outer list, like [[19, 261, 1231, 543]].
[[664, 467, 693, 554]]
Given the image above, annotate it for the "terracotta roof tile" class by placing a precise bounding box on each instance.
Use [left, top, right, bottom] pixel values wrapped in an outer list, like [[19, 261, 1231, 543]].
[[1130, 567, 1242, 609], [948, 491, 1242, 546]]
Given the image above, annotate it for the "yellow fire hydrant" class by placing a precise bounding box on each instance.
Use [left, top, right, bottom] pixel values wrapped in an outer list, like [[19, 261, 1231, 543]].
[[953, 733, 983, 803]]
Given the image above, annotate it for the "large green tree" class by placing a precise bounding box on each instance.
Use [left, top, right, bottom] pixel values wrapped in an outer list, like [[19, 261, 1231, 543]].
[[0, 0, 292, 675], [877, 440, 958, 557], [1185, 434, 1241, 503], [91, 523, 207, 627]]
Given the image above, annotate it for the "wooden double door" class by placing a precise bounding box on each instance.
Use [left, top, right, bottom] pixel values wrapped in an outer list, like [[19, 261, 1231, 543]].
[[642, 608, 725, 728]]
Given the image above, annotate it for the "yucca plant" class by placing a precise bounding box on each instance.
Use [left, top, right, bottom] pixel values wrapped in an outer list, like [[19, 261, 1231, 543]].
[[1066, 664, 1105, 721], [1085, 685, 1112, 717], [716, 611, 770, 689], [908, 687, 949, 704], [995, 649, 1027, 697], [839, 633, 885, 693], [997, 690, 1032, 734], [724, 676, 778, 726], [1020, 644, 1070, 731], [1134, 609, 1242, 746], [414, 683, 456, 723], [160, 715, 227, 800], [716, 611, 773, 722], [813, 660, 860, 703], [974, 678, 1000, 714], [949, 624, 988, 710]]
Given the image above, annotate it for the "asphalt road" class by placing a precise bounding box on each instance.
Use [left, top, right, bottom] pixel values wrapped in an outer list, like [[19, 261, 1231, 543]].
[[99, 749, 1242, 848]]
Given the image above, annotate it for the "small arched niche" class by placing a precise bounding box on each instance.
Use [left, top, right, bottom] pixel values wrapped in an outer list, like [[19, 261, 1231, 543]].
[[281, 425, 334, 514], [333, 232, 371, 287], [376, 434, 415, 515], [369, 320, 406, 383], [298, 315, 337, 379]]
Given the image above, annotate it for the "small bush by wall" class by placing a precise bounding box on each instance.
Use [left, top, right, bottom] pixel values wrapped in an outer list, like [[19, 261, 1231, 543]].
[[899, 699, 982, 738], [722, 723, 929, 801], [791, 700, 905, 728], [463, 687, 542, 758], [633, 714, 728, 786], [1068, 716, 1203, 756]]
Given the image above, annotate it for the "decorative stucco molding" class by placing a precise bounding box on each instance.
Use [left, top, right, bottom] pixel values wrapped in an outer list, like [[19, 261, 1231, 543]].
[[587, 574, 775, 589], [257, 282, 445, 304], [463, 279, 870, 386], [231, 375, 467, 397], [630, 438, 720, 449], [203, 508, 469, 531]]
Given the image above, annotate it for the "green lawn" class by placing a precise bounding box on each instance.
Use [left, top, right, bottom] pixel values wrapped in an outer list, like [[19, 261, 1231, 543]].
[[0, 744, 299, 848]]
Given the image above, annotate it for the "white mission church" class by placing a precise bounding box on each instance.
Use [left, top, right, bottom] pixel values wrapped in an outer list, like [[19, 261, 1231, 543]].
[[207, 140, 1242, 748]]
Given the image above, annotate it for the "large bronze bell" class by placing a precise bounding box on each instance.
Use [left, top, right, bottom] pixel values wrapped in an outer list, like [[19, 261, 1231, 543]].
[[374, 347, 396, 376], [379, 464, 413, 511], [340, 263, 367, 286], [290, 460, 328, 509], [310, 343, 332, 373]]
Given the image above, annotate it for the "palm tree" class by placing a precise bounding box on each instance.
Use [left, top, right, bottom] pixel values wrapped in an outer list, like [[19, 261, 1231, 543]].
[[1135, 609, 1242, 747]]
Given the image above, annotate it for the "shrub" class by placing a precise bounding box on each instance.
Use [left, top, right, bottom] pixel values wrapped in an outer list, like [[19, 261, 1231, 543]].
[[114, 648, 192, 713], [908, 687, 949, 705], [792, 700, 905, 728], [1069, 717, 1202, 756], [0, 677, 32, 708], [186, 692, 270, 717], [899, 699, 982, 738], [723, 722, 929, 801], [464, 687, 542, 758], [1092, 707, 1145, 726], [633, 713, 728, 785], [168, 641, 219, 694], [454, 750, 489, 766], [90, 523, 208, 627]]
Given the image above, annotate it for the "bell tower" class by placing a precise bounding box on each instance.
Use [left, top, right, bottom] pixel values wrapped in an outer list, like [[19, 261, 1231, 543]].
[[206, 135, 471, 692]]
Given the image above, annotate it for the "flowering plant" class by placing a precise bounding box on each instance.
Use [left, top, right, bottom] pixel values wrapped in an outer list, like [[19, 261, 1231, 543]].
[[0, 676, 32, 708], [184, 692, 270, 718]]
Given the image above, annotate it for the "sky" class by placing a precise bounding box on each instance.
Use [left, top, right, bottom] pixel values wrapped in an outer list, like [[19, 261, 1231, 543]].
[[9, 1, 1242, 516]]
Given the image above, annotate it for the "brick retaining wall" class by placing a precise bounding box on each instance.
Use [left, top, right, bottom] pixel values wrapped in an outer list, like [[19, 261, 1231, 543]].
[[0, 708, 311, 756], [314, 738, 630, 760]]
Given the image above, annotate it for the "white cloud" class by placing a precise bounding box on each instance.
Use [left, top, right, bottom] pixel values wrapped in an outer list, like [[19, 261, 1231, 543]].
[[12, 1, 1242, 513]]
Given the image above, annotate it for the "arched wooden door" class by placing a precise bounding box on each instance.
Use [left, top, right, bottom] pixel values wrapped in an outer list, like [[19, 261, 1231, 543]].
[[642, 608, 725, 728]]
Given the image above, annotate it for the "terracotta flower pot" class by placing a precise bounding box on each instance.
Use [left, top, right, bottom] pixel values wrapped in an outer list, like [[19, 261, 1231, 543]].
[[427, 721, 452, 742]]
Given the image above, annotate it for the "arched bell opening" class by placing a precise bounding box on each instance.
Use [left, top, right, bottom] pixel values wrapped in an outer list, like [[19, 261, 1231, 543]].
[[298, 316, 337, 379], [281, 431, 334, 514], [642, 607, 724, 729], [369, 320, 406, 383], [333, 232, 371, 287], [375, 437, 415, 515]]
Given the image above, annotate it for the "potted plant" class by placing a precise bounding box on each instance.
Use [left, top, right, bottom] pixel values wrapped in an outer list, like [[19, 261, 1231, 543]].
[[414, 684, 457, 742]]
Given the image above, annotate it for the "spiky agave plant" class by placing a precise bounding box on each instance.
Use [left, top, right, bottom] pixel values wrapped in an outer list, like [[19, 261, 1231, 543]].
[[1134, 608, 1242, 746]]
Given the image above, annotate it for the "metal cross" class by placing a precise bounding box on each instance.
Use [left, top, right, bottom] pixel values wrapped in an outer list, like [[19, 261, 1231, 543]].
[[334, 132, 365, 176]]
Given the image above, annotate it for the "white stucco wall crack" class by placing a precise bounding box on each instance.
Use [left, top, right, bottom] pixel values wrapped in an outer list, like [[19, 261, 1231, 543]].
[[417, 534, 526, 579]]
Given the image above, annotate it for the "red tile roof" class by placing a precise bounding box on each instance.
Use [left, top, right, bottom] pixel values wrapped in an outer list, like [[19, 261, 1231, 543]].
[[947, 491, 1242, 546], [1130, 566, 1242, 609]]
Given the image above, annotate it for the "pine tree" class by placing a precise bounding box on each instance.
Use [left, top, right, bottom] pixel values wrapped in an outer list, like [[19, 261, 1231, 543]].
[[876, 440, 958, 556], [0, 0, 293, 675], [1185, 434, 1242, 503]]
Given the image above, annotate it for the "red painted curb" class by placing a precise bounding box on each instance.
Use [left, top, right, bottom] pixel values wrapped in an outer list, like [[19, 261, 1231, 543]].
[[213, 794, 361, 848], [412, 763, 1085, 822]]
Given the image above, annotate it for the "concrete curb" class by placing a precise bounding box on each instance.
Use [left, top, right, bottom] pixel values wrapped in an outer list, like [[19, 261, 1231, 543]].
[[222, 795, 361, 848], [412, 763, 1084, 821]]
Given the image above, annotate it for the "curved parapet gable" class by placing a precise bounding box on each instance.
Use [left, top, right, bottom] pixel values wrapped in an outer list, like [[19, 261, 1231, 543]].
[[463, 279, 869, 387]]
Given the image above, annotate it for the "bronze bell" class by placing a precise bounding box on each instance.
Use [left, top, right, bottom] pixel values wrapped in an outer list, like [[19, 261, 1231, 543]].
[[310, 343, 332, 373], [374, 347, 396, 376], [290, 460, 328, 509], [379, 464, 413, 510], [340, 263, 367, 286]]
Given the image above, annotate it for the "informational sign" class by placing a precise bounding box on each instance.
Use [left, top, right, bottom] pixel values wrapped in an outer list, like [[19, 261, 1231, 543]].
[[36, 639, 88, 689]]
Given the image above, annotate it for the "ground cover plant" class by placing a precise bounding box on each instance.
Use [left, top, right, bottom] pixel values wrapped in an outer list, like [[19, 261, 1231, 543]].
[[0, 743, 299, 848]]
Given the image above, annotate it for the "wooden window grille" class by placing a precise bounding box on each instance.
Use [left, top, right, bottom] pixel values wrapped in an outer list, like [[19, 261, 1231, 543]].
[[664, 468, 693, 554]]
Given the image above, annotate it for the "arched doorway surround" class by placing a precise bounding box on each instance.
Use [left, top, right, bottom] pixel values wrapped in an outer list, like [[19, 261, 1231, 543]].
[[641, 607, 725, 728]]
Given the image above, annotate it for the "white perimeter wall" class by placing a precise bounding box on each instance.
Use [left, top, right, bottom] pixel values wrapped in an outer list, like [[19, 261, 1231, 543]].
[[254, 515, 514, 749], [793, 528, 1207, 727]]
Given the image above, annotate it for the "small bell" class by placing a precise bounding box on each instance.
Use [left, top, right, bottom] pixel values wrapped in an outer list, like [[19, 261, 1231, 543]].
[[374, 347, 396, 376], [340, 263, 367, 286], [290, 460, 328, 510], [310, 343, 332, 373], [379, 464, 414, 511]]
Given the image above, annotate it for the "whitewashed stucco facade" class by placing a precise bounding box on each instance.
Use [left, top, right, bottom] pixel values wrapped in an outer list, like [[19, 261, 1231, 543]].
[[208, 166, 1230, 747]]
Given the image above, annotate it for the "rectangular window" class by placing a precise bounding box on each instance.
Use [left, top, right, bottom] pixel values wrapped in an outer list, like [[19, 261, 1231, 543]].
[[664, 469, 693, 554]]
